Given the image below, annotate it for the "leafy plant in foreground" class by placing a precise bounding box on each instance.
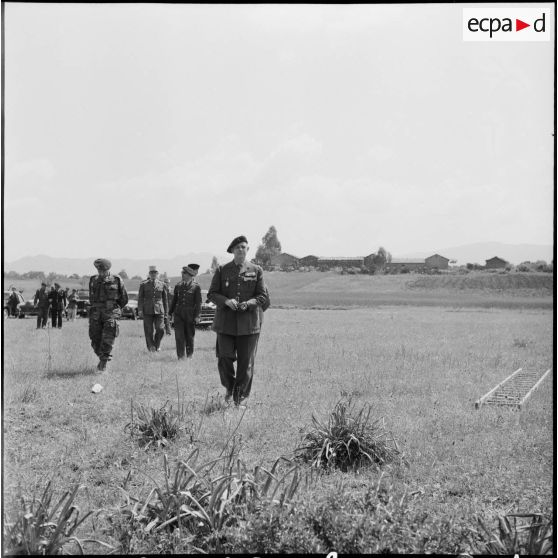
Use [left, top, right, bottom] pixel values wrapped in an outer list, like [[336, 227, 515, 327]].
[[126, 400, 192, 449], [294, 398, 404, 471], [111, 446, 300, 552], [2, 481, 112, 555], [471, 513, 553, 555]]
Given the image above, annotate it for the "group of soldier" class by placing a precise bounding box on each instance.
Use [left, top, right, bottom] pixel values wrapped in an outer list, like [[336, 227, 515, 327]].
[[88, 235, 268, 406], [31, 283, 80, 329]]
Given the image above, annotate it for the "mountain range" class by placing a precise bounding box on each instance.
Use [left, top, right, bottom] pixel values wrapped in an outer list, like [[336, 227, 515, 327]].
[[3, 242, 554, 276]]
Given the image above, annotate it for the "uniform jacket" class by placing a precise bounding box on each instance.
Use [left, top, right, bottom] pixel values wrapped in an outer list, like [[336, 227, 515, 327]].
[[208, 260, 267, 336], [89, 274, 129, 310], [48, 288, 67, 310], [138, 278, 168, 315], [34, 288, 50, 308], [169, 280, 201, 319]]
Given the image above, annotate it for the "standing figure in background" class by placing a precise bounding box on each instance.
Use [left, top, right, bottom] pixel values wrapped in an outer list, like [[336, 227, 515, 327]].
[[48, 283, 67, 329], [208, 236, 268, 406], [66, 288, 80, 321], [138, 266, 168, 352], [169, 264, 201, 360], [7, 287, 21, 318], [163, 278, 173, 335], [34, 282, 50, 329], [89, 258, 128, 372]]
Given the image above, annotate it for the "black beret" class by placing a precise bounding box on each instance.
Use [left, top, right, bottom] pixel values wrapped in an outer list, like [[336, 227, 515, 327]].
[[94, 258, 112, 271], [227, 235, 248, 253]]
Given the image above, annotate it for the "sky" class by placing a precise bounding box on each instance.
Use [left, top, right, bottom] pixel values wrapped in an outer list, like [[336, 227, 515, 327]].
[[2, 3, 555, 263]]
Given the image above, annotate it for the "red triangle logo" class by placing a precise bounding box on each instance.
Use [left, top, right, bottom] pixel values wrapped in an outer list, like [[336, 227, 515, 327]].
[[516, 19, 530, 31]]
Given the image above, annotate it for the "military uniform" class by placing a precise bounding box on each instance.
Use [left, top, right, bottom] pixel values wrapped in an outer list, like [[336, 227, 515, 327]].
[[169, 275, 202, 359], [163, 281, 172, 335], [89, 262, 128, 370], [34, 285, 50, 329], [48, 286, 67, 329], [138, 277, 168, 351], [208, 251, 267, 405]]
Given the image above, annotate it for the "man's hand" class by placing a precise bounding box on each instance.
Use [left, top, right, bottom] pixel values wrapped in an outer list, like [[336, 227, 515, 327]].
[[225, 299, 238, 310], [194, 317, 201, 325], [138, 310, 144, 319]]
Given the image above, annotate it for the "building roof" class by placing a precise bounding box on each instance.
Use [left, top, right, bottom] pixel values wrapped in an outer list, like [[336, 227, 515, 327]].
[[486, 256, 508, 263], [317, 256, 364, 262], [389, 258, 425, 264]]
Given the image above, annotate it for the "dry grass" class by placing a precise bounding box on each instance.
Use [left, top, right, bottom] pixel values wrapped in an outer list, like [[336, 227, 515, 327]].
[[2, 275, 553, 553]]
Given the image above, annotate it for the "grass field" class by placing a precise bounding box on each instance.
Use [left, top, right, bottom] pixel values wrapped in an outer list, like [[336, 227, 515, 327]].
[[2, 273, 554, 553]]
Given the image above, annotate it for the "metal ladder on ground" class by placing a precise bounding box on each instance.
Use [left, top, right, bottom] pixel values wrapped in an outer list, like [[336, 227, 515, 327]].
[[475, 367, 552, 409]]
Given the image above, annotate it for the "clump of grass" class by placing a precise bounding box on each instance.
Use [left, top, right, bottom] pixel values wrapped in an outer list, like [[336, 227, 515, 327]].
[[513, 337, 529, 348], [294, 398, 403, 471], [110, 447, 301, 553], [17, 384, 38, 404], [202, 392, 229, 415], [2, 481, 112, 555], [126, 401, 190, 449], [471, 513, 553, 555]]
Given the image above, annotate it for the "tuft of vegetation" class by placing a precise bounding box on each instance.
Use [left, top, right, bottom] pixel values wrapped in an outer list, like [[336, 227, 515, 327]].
[[110, 448, 301, 553], [294, 398, 404, 471], [126, 401, 192, 449], [471, 513, 553, 555], [2, 481, 112, 555], [513, 337, 529, 348], [201, 392, 229, 415]]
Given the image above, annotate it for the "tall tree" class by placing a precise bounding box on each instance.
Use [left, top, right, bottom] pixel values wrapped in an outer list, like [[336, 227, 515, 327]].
[[255, 226, 282, 268], [210, 256, 219, 273]]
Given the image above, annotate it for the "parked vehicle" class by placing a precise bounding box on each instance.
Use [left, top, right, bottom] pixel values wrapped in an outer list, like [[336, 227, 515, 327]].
[[198, 289, 216, 327], [17, 298, 39, 318], [3, 291, 11, 319], [76, 290, 91, 318], [122, 291, 139, 319]]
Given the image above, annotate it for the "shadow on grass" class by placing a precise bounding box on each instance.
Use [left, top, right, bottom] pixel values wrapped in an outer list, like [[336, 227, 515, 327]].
[[45, 367, 97, 378]]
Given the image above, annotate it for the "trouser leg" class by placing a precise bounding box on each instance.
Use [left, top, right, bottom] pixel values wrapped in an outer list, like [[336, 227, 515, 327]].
[[89, 314, 103, 356], [185, 319, 196, 357], [153, 315, 165, 350], [216, 334, 236, 394], [143, 314, 155, 350], [173, 313, 186, 359], [98, 315, 119, 362], [234, 334, 259, 401]]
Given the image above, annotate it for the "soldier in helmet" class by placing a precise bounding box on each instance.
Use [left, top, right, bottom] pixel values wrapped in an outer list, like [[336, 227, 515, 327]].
[[208, 236, 268, 406], [138, 265, 168, 352], [89, 258, 128, 372], [168, 264, 202, 360]]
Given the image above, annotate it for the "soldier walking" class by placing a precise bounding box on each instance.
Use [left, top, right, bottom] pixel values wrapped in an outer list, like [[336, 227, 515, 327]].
[[33, 282, 50, 329], [138, 266, 168, 352], [169, 264, 201, 359], [48, 283, 67, 329], [208, 236, 268, 406], [89, 258, 128, 372], [66, 289, 80, 321], [163, 278, 173, 335]]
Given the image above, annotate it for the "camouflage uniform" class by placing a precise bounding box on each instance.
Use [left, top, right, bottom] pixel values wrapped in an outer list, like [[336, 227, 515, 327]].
[[169, 279, 201, 359], [208, 257, 267, 405], [138, 278, 168, 351], [89, 267, 128, 369], [33, 286, 50, 329]]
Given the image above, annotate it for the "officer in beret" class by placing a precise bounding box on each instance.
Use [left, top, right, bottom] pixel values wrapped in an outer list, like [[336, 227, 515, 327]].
[[169, 264, 202, 359], [208, 236, 268, 406], [138, 266, 168, 352], [33, 282, 50, 329], [89, 258, 128, 372]]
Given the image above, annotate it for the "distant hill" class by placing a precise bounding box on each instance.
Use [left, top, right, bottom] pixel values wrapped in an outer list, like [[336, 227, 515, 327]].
[[3, 253, 230, 277], [399, 242, 553, 266]]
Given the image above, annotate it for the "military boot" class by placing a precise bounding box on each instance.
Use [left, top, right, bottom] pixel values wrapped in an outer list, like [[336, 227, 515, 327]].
[[97, 360, 108, 373]]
